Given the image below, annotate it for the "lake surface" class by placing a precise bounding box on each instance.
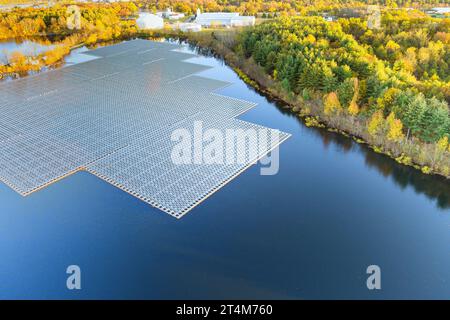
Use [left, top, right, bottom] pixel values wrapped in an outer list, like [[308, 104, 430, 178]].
[[0, 39, 55, 64], [0, 40, 449, 299]]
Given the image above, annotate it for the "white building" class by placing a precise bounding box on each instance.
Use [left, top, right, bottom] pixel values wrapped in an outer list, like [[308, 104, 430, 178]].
[[431, 7, 450, 14], [136, 13, 164, 30], [160, 8, 185, 20], [179, 23, 202, 32], [194, 9, 255, 27], [90, 0, 128, 2]]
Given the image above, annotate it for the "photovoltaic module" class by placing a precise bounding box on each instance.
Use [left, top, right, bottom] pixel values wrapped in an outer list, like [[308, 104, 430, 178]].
[[0, 39, 290, 218]]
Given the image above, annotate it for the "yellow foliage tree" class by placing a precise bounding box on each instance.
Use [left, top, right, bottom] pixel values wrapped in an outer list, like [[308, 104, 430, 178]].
[[10, 51, 26, 66], [386, 112, 395, 126], [305, 34, 316, 44], [386, 112, 405, 142], [367, 110, 384, 137], [348, 100, 359, 116], [376, 87, 400, 111], [86, 33, 98, 45], [437, 136, 449, 153], [386, 40, 401, 53], [347, 78, 359, 116], [323, 92, 342, 116]]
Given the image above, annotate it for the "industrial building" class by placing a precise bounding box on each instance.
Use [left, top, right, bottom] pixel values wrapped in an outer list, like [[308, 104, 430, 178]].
[[194, 9, 255, 27], [136, 12, 164, 30], [425, 7, 450, 18], [431, 7, 450, 14], [159, 8, 185, 20]]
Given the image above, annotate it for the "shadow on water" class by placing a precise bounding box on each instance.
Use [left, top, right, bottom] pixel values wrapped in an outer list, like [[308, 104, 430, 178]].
[[311, 127, 450, 210]]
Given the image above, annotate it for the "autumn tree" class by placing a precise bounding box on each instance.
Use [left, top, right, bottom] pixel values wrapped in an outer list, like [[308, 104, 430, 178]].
[[348, 78, 360, 116], [323, 92, 342, 116], [368, 110, 385, 137], [386, 112, 405, 142]]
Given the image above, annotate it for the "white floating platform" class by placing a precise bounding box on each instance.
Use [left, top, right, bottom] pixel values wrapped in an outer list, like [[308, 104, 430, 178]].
[[0, 40, 290, 218]]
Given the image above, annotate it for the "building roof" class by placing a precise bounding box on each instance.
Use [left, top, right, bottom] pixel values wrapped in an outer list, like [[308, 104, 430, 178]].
[[195, 11, 255, 25], [431, 7, 450, 14], [136, 13, 164, 29], [197, 12, 240, 18]]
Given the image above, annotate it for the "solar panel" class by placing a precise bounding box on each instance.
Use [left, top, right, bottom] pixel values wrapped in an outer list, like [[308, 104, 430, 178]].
[[0, 40, 290, 218]]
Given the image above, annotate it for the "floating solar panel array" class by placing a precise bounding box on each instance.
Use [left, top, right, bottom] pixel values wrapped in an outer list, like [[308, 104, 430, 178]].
[[0, 39, 290, 218]]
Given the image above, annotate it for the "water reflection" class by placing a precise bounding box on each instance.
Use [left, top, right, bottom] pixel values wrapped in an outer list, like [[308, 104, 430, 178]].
[[304, 121, 450, 210], [362, 147, 450, 210], [0, 38, 55, 64]]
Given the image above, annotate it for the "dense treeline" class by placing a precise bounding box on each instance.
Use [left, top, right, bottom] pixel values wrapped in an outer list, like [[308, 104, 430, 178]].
[[234, 13, 449, 175], [138, 0, 354, 15], [1, 0, 449, 7], [339, 10, 449, 97], [0, 3, 138, 40], [135, 0, 449, 15]]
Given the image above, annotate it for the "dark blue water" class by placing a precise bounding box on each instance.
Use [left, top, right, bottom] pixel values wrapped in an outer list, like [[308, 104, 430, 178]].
[[1, 42, 449, 299]]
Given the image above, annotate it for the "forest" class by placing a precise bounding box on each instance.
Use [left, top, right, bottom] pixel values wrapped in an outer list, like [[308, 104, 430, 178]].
[[231, 10, 449, 175], [0, 2, 138, 40], [133, 0, 450, 17]]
